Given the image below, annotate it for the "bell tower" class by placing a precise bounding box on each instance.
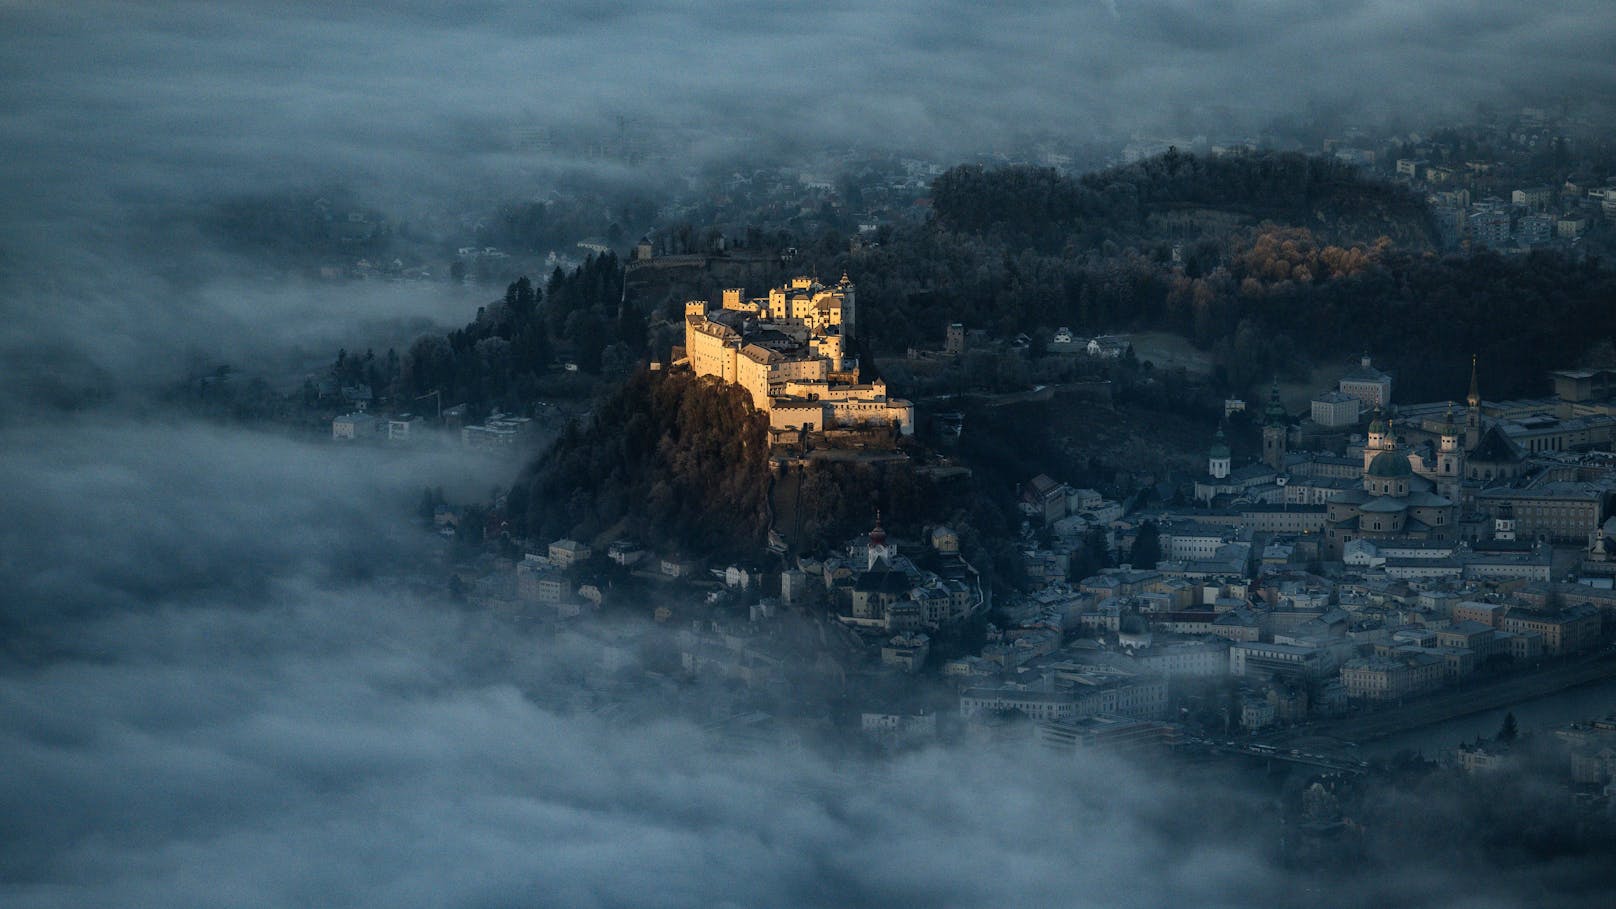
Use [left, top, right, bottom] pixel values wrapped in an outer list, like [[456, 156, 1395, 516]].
[[1465, 354, 1482, 449], [1262, 380, 1288, 471], [866, 511, 895, 570], [1364, 410, 1393, 471], [838, 272, 856, 342], [1436, 403, 1464, 503], [1209, 429, 1231, 480]]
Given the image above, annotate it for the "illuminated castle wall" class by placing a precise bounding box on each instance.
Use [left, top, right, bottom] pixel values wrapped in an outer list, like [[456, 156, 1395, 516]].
[[683, 275, 912, 435]]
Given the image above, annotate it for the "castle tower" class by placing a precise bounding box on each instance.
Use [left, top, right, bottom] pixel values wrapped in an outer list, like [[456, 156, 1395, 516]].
[[838, 273, 856, 341], [1262, 380, 1288, 471], [1209, 429, 1232, 480], [1465, 354, 1482, 450]]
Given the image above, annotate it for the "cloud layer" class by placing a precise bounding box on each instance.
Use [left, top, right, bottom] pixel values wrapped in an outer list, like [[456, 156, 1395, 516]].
[[0, 417, 1605, 909], [0, 419, 1293, 909], [0, 588, 1286, 909]]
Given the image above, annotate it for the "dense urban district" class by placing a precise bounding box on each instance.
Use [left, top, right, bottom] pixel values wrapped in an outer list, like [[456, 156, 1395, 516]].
[[185, 108, 1616, 875]]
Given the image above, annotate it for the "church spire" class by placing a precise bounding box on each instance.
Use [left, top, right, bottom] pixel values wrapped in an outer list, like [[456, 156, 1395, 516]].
[[1264, 377, 1286, 426], [1464, 355, 1484, 450], [1262, 379, 1288, 470], [1368, 406, 1387, 435], [867, 510, 892, 570]]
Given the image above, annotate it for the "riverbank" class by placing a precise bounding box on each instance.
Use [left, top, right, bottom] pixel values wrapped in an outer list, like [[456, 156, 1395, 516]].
[[1261, 648, 1616, 749]]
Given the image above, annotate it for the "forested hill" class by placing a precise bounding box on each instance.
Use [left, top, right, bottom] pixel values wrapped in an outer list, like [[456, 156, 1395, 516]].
[[505, 369, 772, 560], [929, 151, 1434, 250], [459, 150, 1608, 567], [317, 150, 1610, 430], [317, 253, 643, 420], [799, 152, 1615, 401], [504, 368, 1020, 579]]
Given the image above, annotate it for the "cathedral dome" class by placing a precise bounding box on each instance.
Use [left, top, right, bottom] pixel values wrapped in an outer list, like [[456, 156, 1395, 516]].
[[1209, 430, 1231, 460], [1367, 449, 1413, 478]]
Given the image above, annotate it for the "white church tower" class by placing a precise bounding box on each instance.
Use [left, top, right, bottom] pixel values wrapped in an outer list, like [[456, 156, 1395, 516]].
[[867, 512, 896, 570], [1208, 429, 1231, 480]]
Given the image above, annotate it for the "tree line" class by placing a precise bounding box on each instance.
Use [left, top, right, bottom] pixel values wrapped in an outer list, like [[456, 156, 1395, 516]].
[[793, 152, 1613, 401], [321, 253, 646, 418]]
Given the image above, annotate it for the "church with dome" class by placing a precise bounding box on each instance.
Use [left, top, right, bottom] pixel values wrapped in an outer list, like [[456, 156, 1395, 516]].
[[1192, 383, 1289, 505], [1180, 354, 1612, 560], [1323, 413, 1458, 557]]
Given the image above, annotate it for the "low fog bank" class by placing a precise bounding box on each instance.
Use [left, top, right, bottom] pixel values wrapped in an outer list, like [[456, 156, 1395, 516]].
[[6, 1, 1611, 205], [0, 413, 1289, 908], [0, 411, 1610, 908], [0, 414, 516, 643], [2, 586, 1289, 909], [9, 586, 1611, 908], [0, 268, 492, 420]]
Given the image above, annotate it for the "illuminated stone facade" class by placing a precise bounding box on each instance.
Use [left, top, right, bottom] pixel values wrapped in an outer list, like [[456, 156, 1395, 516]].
[[684, 275, 913, 435]]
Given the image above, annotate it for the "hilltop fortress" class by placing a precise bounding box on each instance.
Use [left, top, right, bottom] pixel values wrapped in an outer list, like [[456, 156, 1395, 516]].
[[682, 275, 914, 436]]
